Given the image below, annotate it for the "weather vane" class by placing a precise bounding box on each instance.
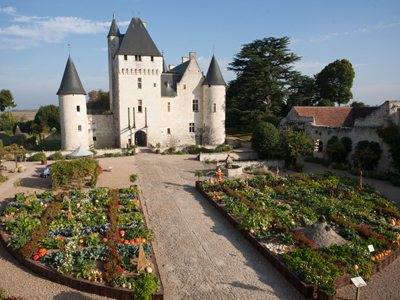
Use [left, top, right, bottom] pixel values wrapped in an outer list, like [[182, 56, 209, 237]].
[[68, 44, 70, 55]]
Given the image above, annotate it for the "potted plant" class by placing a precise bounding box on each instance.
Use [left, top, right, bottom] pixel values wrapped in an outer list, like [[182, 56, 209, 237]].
[[294, 163, 305, 172], [156, 143, 161, 154], [130, 144, 137, 155]]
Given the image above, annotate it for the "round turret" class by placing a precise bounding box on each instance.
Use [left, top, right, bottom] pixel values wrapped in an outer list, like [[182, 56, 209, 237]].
[[202, 54, 226, 145], [57, 55, 89, 150]]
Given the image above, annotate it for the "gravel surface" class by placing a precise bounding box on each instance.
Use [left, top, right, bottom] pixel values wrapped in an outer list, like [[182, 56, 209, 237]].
[[0, 154, 399, 299]]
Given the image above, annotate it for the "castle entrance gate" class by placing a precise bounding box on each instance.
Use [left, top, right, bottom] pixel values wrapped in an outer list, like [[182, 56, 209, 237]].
[[135, 131, 147, 146]]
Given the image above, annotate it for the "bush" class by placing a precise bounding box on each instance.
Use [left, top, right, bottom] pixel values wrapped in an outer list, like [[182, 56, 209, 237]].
[[251, 122, 279, 155], [354, 140, 382, 170], [31, 152, 47, 161], [1, 133, 29, 147], [50, 152, 63, 160], [129, 174, 138, 183], [189, 145, 198, 152], [215, 144, 234, 152], [0, 175, 8, 182], [304, 156, 326, 164], [168, 147, 176, 154]]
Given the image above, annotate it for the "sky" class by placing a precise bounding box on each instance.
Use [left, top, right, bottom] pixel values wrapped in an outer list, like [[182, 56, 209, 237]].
[[0, 0, 399, 109]]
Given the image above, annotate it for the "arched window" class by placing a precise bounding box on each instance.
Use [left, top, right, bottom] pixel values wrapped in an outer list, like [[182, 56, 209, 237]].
[[318, 140, 323, 152]]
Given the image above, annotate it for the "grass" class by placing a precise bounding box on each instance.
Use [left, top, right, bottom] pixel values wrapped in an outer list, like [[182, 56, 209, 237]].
[[226, 127, 253, 141], [31, 140, 61, 151]]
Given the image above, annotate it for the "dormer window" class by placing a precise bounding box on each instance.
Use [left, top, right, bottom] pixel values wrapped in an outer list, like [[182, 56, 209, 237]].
[[135, 55, 142, 61]]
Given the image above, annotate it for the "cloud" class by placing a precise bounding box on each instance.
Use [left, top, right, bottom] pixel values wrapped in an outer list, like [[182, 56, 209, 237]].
[[308, 33, 338, 43], [293, 61, 327, 76], [0, 8, 130, 50], [0, 6, 16, 14], [349, 19, 400, 34], [353, 63, 366, 68]]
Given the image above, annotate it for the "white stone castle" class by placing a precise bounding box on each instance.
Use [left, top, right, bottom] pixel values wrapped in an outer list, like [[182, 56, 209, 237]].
[[57, 16, 226, 151]]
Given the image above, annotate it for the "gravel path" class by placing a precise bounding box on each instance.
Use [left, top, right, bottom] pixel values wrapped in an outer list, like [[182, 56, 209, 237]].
[[0, 155, 399, 299]]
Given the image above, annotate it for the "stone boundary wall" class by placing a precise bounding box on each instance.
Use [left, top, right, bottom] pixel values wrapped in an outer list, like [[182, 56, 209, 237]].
[[199, 151, 258, 162], [25, 148, 131, 159], [216, 159, 284, 170]]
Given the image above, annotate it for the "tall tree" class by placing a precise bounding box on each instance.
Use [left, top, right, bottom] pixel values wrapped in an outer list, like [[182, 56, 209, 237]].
[[286, 74, 317, 109], [33, 105, 60, 132], [0, 89, 17, 124], [315, 59, 355, 106], [227, 37, 301, 127], [87, 89, 110, 110]]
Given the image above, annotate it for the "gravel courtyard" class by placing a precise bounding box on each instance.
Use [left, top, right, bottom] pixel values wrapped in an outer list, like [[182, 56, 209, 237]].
[[0, 154, 399, 299]]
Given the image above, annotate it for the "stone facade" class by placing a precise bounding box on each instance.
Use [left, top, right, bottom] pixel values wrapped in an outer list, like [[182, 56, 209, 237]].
[[280, 101, 400, 173], [58, 17, 226, 151]]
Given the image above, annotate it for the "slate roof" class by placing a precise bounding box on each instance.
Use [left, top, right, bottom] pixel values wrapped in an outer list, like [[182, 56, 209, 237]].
[[294, 106, 378, 127], [57, 55, 86, 95], [117, 17, 162, 57], [162, 56, 168, 73], [169, 60, 190, 75], [203, 54, 226, 86], [107, 18, 120, 38]]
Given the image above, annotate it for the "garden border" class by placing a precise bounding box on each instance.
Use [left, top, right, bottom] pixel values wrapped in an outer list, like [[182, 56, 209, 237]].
[[195, 181, 400, 300], [0, 193, 164, 300]]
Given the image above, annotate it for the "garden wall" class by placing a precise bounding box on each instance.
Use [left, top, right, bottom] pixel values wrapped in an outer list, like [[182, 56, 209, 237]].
[[199, 150, 258, 163]]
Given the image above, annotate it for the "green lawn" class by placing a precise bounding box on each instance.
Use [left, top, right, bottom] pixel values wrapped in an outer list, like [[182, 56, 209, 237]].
[[226, 127, 252, 141], [31, 140, 61, 151]]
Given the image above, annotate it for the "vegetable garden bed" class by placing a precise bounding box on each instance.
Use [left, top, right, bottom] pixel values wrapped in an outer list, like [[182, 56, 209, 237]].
[[0, 188, 163, 300], [195, 172, 400, 300]]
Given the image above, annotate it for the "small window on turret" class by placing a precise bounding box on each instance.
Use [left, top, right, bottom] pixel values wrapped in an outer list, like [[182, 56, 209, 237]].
[[213, 103, 216, 113], [167, 128, 171, 134], [77, 106, 80, 112], [124, 55, 127, 60], [78, 125, 82, 131]]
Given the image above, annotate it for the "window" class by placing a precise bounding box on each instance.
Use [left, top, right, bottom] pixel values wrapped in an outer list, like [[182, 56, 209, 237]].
[[183, 84, 186, 90], [77, 105, 80, 112], [189, 123, 195, 132], [138, 78, 142, 89], [138, 100, 142, 113], [213, 103, 216, 113], [135, 55, 142, 61], [167, 102, 170, 112], [154, 83, 156, 87], [192, 99, 199, 112], [78, 125, 82, 131], [167, 128, 171, 134], [151, 56, 154, 62], [93, 137, 97, 141], [124, 55, 127, 60]]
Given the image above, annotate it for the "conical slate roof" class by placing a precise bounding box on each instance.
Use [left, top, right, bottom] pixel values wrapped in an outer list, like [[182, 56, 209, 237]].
[[117, 17, 161, 56], [203, 54, 226, 86], [57, 55, 86, 95], [107, 18, 120, 38], [162, 56, 168, 73]]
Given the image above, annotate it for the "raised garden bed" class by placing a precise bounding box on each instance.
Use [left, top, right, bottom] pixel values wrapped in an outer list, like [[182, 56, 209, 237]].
[[0, 188, 163, 300], [196, 172, 400, 300]]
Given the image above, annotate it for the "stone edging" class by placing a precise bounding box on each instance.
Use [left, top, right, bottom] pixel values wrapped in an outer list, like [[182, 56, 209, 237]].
[[0, 192, 164, 300], [195, 181, 400, 300]]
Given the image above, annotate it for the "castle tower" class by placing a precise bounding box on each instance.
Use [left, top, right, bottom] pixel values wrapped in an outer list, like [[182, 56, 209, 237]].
[[57, 55, 88, 150], [202, 54, 226, 145], [107, 16, 120, 113], [110, 17, 163, 148]]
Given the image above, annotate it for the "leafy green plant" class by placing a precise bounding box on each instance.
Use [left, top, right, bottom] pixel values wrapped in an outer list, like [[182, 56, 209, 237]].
[[31, 152, 47, 161], [130, 174, 138, 183], [76, 260, 95, 279], [133, 273, 160, 300], [195, 170, 203, 181], [85, 234, 100, 247]]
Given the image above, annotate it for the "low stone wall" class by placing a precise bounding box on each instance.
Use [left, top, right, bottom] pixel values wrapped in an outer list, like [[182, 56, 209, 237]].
[[25, 148, 131, 159], [199, 151, 258, 163], [215, 159, 284, 170]]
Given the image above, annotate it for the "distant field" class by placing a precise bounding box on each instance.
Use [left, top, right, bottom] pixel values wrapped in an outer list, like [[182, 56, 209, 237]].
[[7, 110, 38, 121]]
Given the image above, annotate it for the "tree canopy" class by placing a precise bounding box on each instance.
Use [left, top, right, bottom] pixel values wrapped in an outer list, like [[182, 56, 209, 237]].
[[33, 105, 60, 132], [87, 89, 110, 110], [226, 37, 301, 128], [315, 59, 355, 106], [0, 89, 17, 112]]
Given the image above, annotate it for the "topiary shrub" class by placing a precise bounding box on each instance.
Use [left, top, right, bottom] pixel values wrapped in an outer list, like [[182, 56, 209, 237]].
[[354, 140, 382, 170], [31, 152, 47, 161], [251, 122, 279, 156], [50, 152, 63, 160]]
